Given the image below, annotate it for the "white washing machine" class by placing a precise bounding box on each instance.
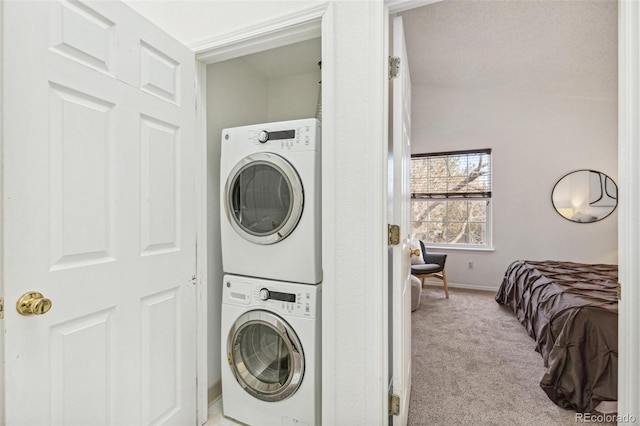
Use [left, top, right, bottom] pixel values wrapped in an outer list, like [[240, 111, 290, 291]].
[[220, 118, 321, 285], [221, 275, 321, 426]]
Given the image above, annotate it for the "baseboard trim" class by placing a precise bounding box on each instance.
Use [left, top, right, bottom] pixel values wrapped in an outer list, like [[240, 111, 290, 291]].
[[422, 279, 497, 293], [208, 381, 222, 406]]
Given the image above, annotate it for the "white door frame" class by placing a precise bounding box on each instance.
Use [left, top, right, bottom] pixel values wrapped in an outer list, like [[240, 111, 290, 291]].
[[194, 59, 208, 426], [617, 0, 640, 420], [0, 0, 5, 422]]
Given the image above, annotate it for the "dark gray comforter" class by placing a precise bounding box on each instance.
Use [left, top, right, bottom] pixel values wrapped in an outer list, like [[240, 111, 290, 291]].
[[495, 260, 618, 413]]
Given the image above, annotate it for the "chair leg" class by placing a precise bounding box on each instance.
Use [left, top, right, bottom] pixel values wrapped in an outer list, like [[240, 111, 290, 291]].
[[442, 269, 449, 299]]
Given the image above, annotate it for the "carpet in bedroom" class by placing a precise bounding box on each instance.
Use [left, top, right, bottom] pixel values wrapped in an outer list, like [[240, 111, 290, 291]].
[[408, 286, 615, 426]]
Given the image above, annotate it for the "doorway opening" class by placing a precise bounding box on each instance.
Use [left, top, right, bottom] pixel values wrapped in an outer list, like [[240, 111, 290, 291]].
[[201, 35, 322, 413], [393, 0, 620, 422]]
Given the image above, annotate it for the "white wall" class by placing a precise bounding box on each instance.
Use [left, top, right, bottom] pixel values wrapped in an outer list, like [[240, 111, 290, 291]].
[[267, 71, 321, 122], [321, 1, 387, 423], [0, 0, 4, 421], [412, 85, 618, 289]]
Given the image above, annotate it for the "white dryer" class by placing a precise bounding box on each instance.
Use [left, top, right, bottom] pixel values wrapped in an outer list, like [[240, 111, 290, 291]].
[[220, 118, 321, 284], [221, 275, 321, 426]]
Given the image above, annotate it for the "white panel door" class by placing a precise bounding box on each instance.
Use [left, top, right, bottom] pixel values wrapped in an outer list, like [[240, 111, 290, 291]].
[[391, 15, 413, 426], [2, 1, 197, 424]]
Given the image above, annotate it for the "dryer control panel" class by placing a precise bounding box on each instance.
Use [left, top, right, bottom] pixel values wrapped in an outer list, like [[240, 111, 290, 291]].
[[222, 118, 319, 153], [249, 123, 315, 152], [223, 275, 320, 319]]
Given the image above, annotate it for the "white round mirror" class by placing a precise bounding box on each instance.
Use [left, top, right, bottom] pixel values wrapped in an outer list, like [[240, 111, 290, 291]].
[[551, 170, 617, 223]]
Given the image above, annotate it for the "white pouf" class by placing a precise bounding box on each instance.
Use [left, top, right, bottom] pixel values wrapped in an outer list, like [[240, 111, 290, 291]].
[[411, 275, 422, 312]]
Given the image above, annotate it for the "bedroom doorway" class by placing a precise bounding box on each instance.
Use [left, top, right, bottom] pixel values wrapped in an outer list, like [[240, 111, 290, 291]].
[[390, 0, 637, 420]]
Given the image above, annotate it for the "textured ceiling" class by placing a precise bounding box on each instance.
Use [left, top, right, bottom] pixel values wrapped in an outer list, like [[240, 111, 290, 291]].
[[399, 0, 617, 99]]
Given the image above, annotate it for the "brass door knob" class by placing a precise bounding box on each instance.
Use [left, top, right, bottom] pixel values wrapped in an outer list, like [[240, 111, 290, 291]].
[[409, 249, 421, 257], [16, 292, 52, 316]]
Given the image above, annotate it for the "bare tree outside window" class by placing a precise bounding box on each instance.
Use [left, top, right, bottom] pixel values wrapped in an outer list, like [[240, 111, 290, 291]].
[[411, 149, 492, 247]]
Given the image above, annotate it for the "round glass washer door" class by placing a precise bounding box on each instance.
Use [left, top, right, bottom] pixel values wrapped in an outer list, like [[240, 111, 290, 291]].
[[224, 153, 304, 245], [227, 310, 305, 402]]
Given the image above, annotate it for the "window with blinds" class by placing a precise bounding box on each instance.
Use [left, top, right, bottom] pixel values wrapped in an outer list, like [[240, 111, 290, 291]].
[[411, 149, 493, 248]]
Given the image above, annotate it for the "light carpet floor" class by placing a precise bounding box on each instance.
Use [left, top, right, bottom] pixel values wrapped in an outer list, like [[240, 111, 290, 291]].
[[408, 286, 615, 426]]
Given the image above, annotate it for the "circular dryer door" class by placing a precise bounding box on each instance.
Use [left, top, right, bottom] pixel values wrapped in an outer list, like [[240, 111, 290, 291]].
[[225, 153, 303, 245], [228, 310, 304, 402]]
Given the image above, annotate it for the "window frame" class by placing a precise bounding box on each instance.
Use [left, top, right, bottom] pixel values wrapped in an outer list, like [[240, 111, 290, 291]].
[[410, 149, 493, 250]]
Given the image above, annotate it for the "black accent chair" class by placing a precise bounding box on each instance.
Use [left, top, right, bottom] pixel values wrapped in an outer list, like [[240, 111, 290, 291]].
[[410, 241, 449, 299]]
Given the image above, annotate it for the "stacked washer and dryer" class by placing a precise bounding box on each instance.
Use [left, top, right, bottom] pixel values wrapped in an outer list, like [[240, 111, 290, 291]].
[[220, 118, 322, 426]]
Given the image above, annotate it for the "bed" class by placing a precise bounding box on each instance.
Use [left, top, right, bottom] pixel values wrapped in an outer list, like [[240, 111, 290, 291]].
[[495, 260, 618, 413]]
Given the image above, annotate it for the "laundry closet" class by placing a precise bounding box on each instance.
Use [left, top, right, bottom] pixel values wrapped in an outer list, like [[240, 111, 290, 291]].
[[205, 36, 322, 425]]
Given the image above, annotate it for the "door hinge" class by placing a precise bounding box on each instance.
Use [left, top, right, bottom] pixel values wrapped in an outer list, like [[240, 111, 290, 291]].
[[617, 282, 621, 300], [389, 56, 400, 79], [388, 224, 400, 246], [389, 393, 400, 416], [0, 298, 3, 319]]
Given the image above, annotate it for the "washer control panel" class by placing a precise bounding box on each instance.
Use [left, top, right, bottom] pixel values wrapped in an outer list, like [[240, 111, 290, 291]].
[[250, 284, 318, 318], [223, 275, 320, 319]]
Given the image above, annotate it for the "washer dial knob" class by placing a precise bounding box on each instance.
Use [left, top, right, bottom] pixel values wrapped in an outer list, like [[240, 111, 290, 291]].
[[257, 130, 269, 143], [259, 288, 270, 301]]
